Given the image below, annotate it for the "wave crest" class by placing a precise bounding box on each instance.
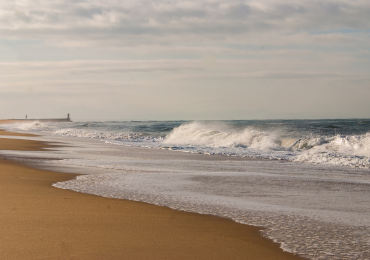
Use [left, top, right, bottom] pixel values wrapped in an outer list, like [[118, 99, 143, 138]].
[[164, 122, 281, 150], [4, 121, 54, 132], [54, 128, 144, 140]]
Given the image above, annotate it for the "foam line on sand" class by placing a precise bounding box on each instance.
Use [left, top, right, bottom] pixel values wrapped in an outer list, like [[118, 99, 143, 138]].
[[0, 132, 303, 259]]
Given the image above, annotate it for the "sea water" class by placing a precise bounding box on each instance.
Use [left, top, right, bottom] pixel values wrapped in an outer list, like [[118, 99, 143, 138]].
[[2, 119, 370, 259]]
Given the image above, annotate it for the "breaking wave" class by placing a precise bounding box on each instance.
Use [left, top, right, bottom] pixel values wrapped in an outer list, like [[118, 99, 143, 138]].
[[164, 121, 281, 150], [2, 120, 370, 168], [53, 128, 146, 141], [164, 122, 370, 168]]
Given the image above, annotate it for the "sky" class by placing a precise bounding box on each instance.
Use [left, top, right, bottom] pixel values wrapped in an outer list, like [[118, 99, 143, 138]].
[[0, 0, 369, 120]]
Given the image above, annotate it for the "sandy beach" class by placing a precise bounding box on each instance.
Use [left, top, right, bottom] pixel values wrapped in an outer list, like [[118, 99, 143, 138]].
[[0, 130, 303, 259]]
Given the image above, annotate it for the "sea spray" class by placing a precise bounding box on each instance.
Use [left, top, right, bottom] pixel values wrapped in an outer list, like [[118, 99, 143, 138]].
[[2, 118, 370, 259], [2, 119, 370, 168], [164, 121, 281, 150]]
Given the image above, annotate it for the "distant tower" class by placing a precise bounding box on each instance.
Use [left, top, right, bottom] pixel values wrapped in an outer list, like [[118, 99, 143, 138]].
[[26, 115, 27, 119], [67, 113, 70, 119]]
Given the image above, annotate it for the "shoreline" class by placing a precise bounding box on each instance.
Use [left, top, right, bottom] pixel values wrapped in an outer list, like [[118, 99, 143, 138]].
[[0, 130, 303, 259]]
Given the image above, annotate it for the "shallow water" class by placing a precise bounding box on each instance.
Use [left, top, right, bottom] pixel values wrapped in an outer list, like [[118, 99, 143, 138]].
[[1, 121, 370, 259]]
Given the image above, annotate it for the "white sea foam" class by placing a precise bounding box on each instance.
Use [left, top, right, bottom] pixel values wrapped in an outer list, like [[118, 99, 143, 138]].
[[51, 152, 370, 260], [8, 121, 55, 132], [163, 122, 370, 168], [2, 120, 370, 168], [163, 122, 332, 152], [164, 121, 281, 150], [3, 119, 370, 259], [293, 134, 370, 168], [53, 128, 145, 141]]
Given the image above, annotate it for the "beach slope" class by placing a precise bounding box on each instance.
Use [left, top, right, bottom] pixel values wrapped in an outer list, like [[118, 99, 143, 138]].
[[0, 133, 302, 259]]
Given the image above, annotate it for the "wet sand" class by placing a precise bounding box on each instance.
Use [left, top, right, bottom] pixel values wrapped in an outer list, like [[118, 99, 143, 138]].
[[0, 130, 57, 151], [0, 131, 303, 259]]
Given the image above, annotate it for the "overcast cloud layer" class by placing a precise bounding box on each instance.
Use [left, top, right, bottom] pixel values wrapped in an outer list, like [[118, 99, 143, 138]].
[[1, 0, 369, 120]]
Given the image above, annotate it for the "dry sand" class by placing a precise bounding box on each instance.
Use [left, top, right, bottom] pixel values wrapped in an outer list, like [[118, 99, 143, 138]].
[[0, 131, 303, 259]]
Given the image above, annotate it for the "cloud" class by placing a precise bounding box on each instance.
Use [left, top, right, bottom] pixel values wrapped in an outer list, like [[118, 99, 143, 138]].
[[1, 1, 370, 119], [0, 0, 369, 50], [1, 58, 369, 119], [1, 54, 368, 93]]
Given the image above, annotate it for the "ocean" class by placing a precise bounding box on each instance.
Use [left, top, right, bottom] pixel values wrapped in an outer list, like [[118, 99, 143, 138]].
[[1, 119, 370, 259]]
